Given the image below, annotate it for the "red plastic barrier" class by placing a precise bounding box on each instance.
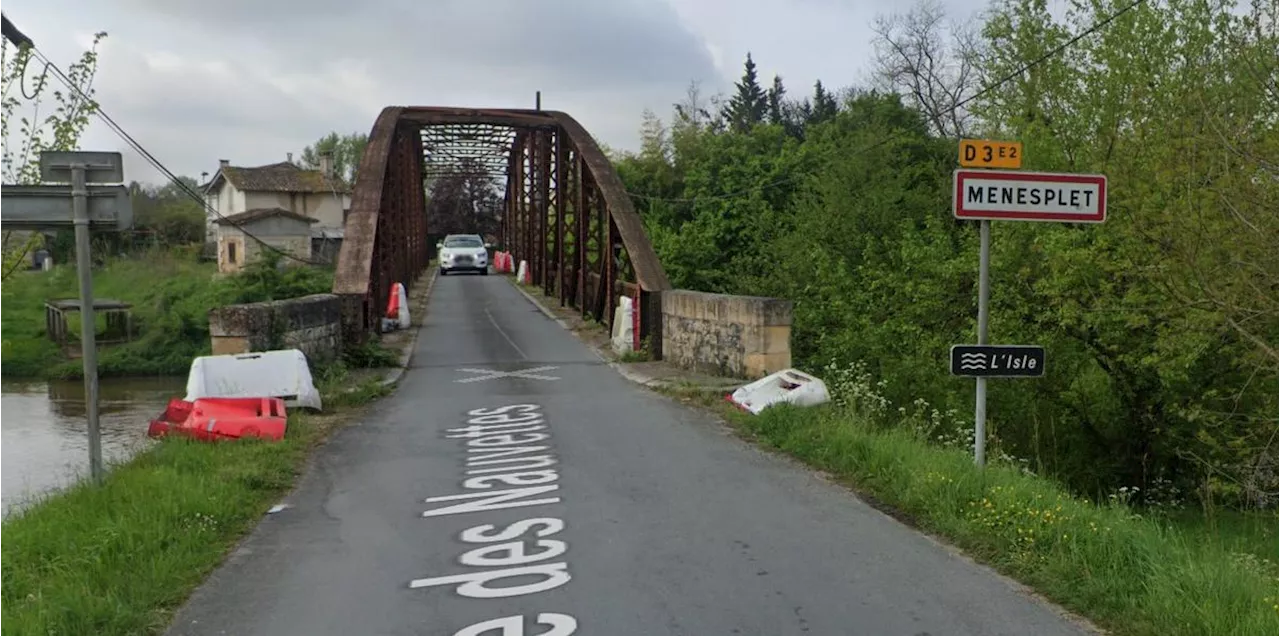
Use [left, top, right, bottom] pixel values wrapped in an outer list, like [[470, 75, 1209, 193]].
[[188, 397, 289, 442], [148, 397, 288, 443], [386, 282, 402, 319], [147, 397, 195, 438]]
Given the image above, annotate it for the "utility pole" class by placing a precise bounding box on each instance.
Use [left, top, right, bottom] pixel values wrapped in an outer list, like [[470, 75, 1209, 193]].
[[70, 160, 104, 482]]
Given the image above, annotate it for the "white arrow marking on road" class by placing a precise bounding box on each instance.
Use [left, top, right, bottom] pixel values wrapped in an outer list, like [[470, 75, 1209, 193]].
[[455, 366, 561, 383]]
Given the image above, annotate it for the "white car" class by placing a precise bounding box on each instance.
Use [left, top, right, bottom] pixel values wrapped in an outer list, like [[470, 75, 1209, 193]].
[[438, 234, 490, 276]]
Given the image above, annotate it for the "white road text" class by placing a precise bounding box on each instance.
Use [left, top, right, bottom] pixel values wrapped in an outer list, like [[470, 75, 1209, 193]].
[[412, 404, 578, 635]]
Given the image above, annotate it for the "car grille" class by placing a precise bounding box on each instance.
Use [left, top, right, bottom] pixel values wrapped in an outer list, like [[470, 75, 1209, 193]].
[[455, 255, 473, 264]]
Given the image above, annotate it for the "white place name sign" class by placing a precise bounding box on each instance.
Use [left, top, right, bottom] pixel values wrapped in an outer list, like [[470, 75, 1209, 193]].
[[953, 170, 1107, 223]]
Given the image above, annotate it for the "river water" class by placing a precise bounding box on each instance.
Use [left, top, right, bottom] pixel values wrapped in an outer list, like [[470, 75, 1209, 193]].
[[1, 376, 187, 517]]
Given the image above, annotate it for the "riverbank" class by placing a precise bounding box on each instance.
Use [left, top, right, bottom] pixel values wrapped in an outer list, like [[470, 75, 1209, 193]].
[[1, 376, 190, 515], [513, 279, 1278, 636], [0, 247, 333, 379], [0, 377, 390, 635], [0, 268, 434, 636]]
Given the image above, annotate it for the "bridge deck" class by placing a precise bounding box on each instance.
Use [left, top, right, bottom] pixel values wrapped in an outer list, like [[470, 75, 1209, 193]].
[[166, 275, 1087, 636]]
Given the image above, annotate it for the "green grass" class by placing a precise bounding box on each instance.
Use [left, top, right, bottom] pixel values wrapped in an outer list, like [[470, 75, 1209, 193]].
[[1, 248, 334, 379], [0, 374, 391, 636], [1, 248, 211, 378], [1162, 508, 1278, 567], [726, 404, 1277, 636]]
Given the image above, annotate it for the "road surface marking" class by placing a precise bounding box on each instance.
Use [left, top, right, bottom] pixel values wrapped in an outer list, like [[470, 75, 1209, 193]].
[[455, 366, 560, 383], [485, 306, 529, 360], [453, 614, 578, 636], [411, 403, 578, 634]]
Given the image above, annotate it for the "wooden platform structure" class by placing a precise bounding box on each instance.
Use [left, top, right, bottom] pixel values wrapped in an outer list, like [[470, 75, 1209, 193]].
[[45, 298, 133, 358]]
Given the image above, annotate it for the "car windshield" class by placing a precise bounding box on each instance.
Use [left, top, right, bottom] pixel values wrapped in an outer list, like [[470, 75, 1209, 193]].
[[444, 236, 483, 248]]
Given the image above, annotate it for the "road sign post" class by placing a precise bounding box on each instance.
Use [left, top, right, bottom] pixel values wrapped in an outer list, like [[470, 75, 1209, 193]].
[[974, 219, 990, 466], [952, 142, 1106, 466], [1, 151, 128, 486]]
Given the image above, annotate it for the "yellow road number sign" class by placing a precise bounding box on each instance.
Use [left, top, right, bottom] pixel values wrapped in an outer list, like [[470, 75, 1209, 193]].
[[959, 139, 1023, 169]]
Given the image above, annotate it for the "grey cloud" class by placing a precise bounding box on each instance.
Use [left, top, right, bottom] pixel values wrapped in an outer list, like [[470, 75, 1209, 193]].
[[21, 0, 726, 185], [113, 0, 720, 91], [79, 43, 375, 182], [112, 0, 364, 26]]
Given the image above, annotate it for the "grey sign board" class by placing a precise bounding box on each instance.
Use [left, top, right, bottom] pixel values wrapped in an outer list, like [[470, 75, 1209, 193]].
[[0, 184, 133, 230], [39, 151, 125, 184]]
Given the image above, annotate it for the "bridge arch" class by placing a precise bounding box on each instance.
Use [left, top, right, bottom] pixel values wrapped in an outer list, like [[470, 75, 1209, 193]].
[[332, 106, 671, 350]]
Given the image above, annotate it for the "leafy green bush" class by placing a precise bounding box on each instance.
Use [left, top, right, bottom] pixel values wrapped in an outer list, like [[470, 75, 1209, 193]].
[[614, 0, 1278, 511]]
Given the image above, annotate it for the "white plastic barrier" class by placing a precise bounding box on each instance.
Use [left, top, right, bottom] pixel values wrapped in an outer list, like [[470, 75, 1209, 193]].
[[728, 368, 830, 415], [611, 296, 635, 353], [516, 260, 529, 284], [185, 348, 323, 411]]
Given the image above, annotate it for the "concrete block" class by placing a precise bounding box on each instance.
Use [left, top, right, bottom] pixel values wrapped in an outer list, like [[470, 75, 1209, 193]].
[[659, 289, 793, 380], [208, 293, 343, 362]]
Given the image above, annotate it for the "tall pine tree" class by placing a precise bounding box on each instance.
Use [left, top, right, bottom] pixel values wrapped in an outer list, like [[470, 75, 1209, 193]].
[[721, 52, 768, 132], [810, 80, 839, 124], [766, 75, 787, 126]]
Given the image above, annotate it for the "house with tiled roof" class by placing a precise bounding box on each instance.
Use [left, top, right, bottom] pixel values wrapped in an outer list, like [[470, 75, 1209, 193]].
[[201, 153, 352, 263], [212, 208, 319, 273]]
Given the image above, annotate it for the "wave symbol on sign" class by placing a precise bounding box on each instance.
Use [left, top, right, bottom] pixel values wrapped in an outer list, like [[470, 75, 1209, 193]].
[[958, 353, 987, 370]]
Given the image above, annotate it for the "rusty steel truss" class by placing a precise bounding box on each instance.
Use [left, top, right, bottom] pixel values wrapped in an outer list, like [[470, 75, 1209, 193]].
[[333, 106, 671, 354]]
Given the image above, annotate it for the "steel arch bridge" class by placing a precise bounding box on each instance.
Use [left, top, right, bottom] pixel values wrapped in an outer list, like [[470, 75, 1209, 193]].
[[332, 106, 671, 352]]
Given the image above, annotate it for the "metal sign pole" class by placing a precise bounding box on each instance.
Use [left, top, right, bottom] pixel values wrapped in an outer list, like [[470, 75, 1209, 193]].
[[974, 219, 990, 466], [71, 161, 104, 484]]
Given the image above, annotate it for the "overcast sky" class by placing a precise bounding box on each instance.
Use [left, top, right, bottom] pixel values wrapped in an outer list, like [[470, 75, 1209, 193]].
[[4, 0, 988, 186]]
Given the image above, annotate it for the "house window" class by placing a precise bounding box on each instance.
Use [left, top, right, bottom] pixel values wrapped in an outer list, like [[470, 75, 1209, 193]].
[[228, 240, 238, 265]]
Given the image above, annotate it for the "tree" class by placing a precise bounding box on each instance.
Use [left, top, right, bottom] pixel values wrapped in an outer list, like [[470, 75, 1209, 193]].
[[129, 176, 205, 245], [721, 52, 768, 132], [872, 0, 982, 138], [297, 131, 368, 184], [673, 80, 714, 130], [426, 159, 502, 238], [766, 75, 787, 125], [809, 80, 839, 125], [1, 31, 107, 280]]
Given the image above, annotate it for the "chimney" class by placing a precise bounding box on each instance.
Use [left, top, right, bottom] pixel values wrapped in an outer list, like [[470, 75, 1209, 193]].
[[219, 159, 229, 169], [319, 151, 334, 179]]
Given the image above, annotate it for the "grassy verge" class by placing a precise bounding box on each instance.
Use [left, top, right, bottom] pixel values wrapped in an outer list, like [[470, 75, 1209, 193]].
[[722, 402, 1277, 636], [1, 248, 333, 379], [515, 270, 1276, 635], [0, 367, 392, 635], [1161, 507, 1277, 567]]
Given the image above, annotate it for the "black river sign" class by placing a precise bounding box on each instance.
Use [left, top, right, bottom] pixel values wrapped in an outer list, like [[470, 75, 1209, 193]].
[[950, 345, 1045, 378]]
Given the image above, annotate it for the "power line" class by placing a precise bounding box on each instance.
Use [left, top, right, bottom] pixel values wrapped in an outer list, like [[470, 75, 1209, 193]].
[[626, 0, 1148, 205], [21, 44, 333, 266]]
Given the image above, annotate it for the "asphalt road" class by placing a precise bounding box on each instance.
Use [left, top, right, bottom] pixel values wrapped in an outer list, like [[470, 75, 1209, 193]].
[[166, 272, 1092, 636]]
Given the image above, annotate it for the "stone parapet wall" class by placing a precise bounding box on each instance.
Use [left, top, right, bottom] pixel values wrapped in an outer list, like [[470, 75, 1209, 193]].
[[660, 290, 792, 379], [208, 293, 342, 363]]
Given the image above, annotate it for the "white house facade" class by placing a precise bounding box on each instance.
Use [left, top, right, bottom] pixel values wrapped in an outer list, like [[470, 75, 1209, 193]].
[[202, 155, 352, 245]]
